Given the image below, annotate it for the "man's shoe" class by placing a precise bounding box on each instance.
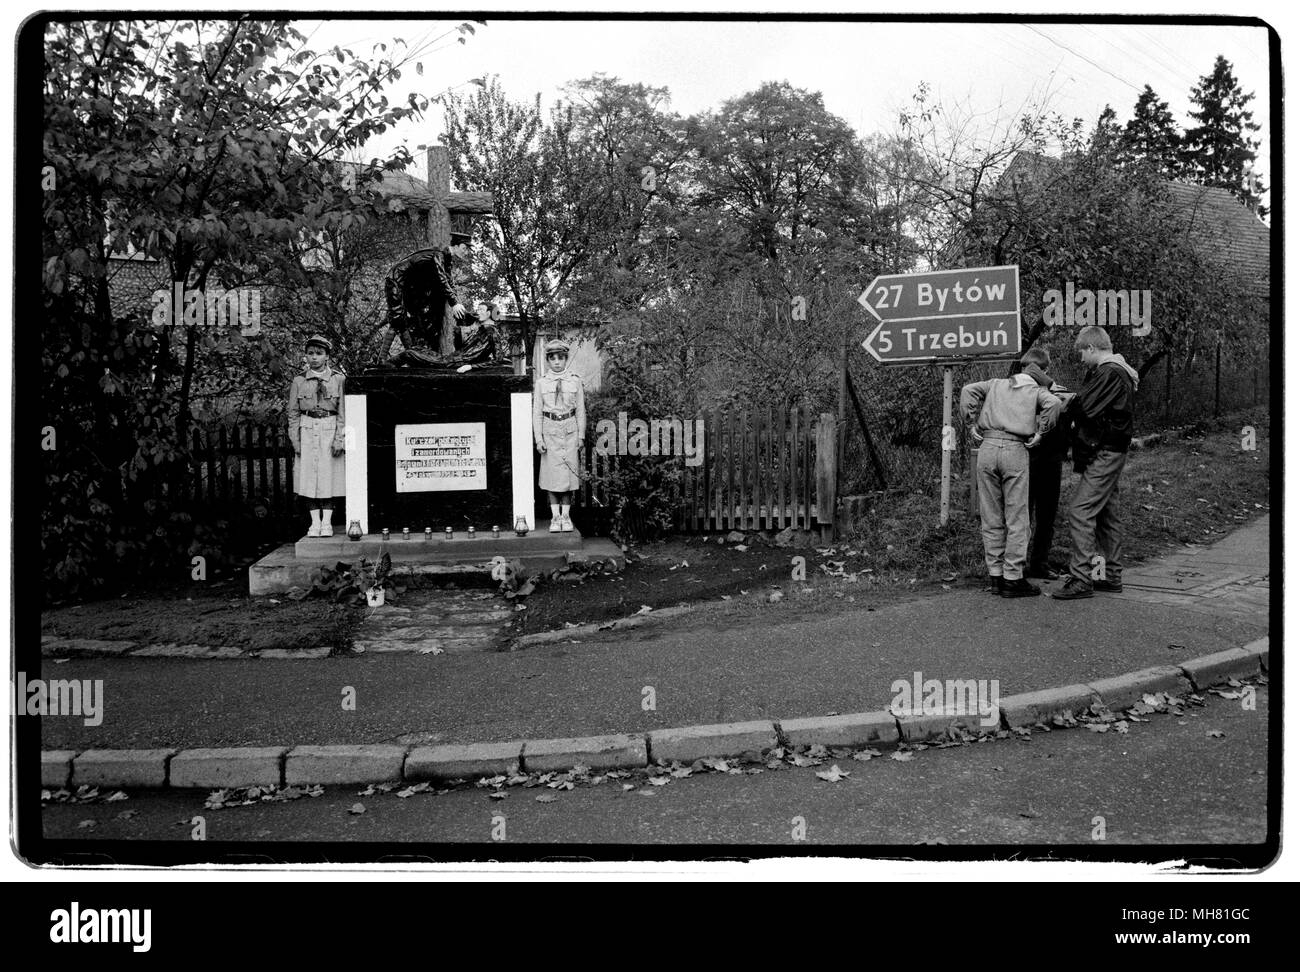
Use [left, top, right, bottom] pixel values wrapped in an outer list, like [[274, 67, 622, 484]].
[[1093, 578, 1123, 593], [999, 577, 1041, 598], [1026, 564, 1060, 581], [987, 575, 1003, 595], [1051, 577, 1095, 600]]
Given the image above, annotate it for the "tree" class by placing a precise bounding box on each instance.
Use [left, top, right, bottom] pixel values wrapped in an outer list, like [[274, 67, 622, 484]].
[[41, 18, 465, 594], [689, 81, 872, 267], [444, 77, 604, 351], [1090, 104, 1123, 157], [1182, 55, 1264, 212], [1120, 85, 1183, 178]]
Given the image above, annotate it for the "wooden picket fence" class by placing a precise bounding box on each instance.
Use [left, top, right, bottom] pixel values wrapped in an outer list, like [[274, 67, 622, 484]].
[[576, 407, 837, 534], [182, 424, 300, 532], [185, 409, 839, 537]]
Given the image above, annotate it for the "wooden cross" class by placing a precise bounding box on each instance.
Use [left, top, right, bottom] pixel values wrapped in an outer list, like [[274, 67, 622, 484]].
[[425, 145, 494, 248]]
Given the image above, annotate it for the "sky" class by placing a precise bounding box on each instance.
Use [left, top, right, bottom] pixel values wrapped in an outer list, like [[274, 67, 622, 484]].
[[296, 15, 1273, 195]]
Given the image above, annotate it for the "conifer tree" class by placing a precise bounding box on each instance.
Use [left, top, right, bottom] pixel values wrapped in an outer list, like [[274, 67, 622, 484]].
[[1120, 85, 1183, 178], [1182, 55, 1264, 212]]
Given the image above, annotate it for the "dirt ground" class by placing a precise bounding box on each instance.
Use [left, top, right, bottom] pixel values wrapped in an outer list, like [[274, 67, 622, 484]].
[[41, 572, 362, 651]]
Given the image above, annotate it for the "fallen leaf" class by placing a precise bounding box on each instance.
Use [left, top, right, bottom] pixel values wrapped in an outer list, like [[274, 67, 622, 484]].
[[815, 764, 850, 782], [535, 793, 558, 803], [646, 776, 669, 787], [488, 791, 507, 800], [634, 605, 652, 615], [348, 803, 366, 815], [1206, 729, 1226, 738], [890, 751, 914, 762]]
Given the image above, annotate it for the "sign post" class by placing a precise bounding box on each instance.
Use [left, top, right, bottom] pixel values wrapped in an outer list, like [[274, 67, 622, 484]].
[[857, 266, 1021, 525], [940, 366, 953, 525]]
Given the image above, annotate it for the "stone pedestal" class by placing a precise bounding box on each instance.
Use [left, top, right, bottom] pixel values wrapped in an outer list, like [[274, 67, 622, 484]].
[[343, 367, 536, 536]]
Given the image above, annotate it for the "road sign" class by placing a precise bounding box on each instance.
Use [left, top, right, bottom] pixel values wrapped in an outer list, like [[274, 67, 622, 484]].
[[858, 265, 1021, 364]]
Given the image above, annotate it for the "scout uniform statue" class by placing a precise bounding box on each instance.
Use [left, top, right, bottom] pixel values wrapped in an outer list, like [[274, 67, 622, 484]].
[[288, 335, 346, 537], [532, 338, 585, 532]]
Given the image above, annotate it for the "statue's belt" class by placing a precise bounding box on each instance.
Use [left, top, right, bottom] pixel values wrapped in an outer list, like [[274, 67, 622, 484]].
[[543, 409, 576, 421], [304, 409, 337, 418]]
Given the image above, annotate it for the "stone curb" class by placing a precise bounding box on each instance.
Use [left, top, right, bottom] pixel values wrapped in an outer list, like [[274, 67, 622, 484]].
[[41, 639, 336, 660], [405, 741, 524, 782], [512, 591, 778, 649], [522, 734, 647, 773], [1177, 647, 1264, 692], [170, 747, 288, 788], [1086, 664, 1193, 712], [999, 685, 1100, 728], [648, 721, 778, 763], [41, 642, 1268, 789], [512, 605, 698, 648]]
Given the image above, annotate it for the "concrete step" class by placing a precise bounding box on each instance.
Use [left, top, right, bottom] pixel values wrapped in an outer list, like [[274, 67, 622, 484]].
[[294, 521, 583, 559]]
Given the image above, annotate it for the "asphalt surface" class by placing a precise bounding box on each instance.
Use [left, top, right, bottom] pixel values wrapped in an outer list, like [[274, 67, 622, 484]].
[[38, 583, 1264, 750], [41, 685, 1270, 848]]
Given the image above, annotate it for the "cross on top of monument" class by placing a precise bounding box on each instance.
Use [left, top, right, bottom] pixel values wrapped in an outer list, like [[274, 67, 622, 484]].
[[426, 144, 495, 249]]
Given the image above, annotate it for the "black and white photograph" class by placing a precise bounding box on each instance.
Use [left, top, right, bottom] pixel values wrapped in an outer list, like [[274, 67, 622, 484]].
[[13, 7, 1280, 883]]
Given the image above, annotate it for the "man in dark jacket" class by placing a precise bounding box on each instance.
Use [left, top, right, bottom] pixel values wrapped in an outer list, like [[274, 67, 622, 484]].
[[1017, 348, 1072, 580], [1052, 326, 1140, 600]]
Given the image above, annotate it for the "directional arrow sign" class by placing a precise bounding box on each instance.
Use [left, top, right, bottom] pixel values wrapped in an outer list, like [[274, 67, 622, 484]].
[[858, 265, 1021, 364]]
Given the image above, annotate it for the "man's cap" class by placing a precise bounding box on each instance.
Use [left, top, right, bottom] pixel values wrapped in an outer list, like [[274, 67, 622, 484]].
[[305, 334, 332, 353], [544, 338, 570, 355]]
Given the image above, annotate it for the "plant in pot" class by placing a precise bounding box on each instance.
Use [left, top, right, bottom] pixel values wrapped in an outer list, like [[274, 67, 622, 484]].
[[310, 551, 397, 606]]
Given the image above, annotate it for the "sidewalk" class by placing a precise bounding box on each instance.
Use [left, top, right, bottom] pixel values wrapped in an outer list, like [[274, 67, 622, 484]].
[[39, 515, 1271, 753]]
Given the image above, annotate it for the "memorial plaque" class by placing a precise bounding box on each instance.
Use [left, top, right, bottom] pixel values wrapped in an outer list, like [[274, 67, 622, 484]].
[[394, 422, 487, 493], [346, 369, 533, 531]]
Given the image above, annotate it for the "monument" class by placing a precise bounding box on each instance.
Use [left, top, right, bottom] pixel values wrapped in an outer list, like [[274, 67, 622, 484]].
[[249, 145, 622, 594]]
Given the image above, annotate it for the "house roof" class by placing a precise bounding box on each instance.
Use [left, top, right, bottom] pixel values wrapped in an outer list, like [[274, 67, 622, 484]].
[[1000, 151, 1270, 298], [1163, 181, 1270, 297]]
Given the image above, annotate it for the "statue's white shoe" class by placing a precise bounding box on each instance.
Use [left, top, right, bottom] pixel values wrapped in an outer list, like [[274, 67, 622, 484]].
[[560, 515, 573, 532], [549, 518, 562, 533], [307, 524, 321, 538]]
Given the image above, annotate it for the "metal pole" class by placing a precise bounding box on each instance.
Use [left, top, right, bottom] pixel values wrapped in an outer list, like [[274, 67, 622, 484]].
[[1215, 342, 1222, 418], [837, 338, 848, 469], [940, 366, 953, 526]]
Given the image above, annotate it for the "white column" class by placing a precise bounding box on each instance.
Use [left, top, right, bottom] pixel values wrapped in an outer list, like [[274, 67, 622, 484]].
[[510, 391, 534, 531], [344, 393, 368, 534]]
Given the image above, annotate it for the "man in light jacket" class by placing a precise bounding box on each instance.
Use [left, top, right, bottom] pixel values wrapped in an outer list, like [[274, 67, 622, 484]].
[[961, 356, 1063, 597]]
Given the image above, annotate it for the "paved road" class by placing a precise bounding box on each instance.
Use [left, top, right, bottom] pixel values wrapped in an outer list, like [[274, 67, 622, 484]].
[[42, 686, 1270, 848], [37, 516, 1270, 751]]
